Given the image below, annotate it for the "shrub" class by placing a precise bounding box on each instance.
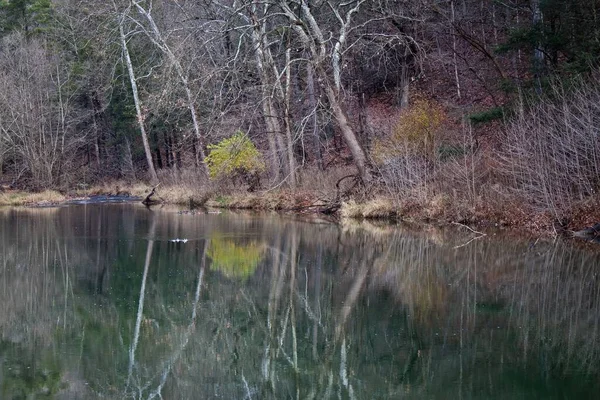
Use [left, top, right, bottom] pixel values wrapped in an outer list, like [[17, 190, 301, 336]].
[[205, 131, 265, 181], [372, 97, 445, 163], [468, 107, 505, 124], [371, 98, 445, 197], [501, 76, 600, 216]]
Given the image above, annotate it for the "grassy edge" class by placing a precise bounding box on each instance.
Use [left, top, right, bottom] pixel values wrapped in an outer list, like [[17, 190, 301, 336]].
[[0, 190, 66, 206], [3, 184, 597, 238]]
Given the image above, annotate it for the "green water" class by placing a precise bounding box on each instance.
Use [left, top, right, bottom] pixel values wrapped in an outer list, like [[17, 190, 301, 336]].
[[1, 203, 599, 399]]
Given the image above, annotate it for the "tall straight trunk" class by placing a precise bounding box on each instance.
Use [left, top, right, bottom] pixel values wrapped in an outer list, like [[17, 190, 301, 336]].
[[306, 62, 322, 169], [400, 66, 411, 108], [532, 0, 544, 94], [165, 132, 172, 167], [251, 2, 283, 182], [94, 135, 101, 166], [90, 91, 104, 167], [451, 1, 462, 99], [182, 81, 208, 171], [91, 109, 101, 166], [118, 20, 158, 183], [283, 46, 296, 188], [358, 92, 368, 140], [262, 97, 282, 181]]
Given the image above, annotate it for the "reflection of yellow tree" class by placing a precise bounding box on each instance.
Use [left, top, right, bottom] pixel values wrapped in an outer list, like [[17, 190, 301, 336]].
[[207, 237, 265, 281], [373, 242, 448, 327], [408, 270, 447, 326]]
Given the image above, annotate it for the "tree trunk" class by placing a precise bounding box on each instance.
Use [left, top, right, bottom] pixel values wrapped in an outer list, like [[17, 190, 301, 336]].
[[283, 46, 296, 188], [532, 0, 545, 94], [118, 19, 158, 183], [279, 0, 371, 183], [251, 3, 283, 183], [153, 130, 163, 169], [358, 92, 368, 141], [324, 84, 371, 183], [262, 97, 282, 182], [451, 1, 462, 99], [165, 132, 172, 168], [306, 62, 323, 169]]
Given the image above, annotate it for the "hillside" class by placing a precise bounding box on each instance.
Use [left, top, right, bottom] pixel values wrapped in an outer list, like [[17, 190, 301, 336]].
[[1, 0, 599, 234]]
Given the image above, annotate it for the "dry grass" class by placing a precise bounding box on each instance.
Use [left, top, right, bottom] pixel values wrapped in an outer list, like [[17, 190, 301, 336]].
[[73, 177, 212, 207], [362, 198, 396, 218], [0, 190, 65, 206], [205, 190, 320, 211], [340, 198, 397, 219], [73, 181, 150, 197], [422, 193, 452, 220], [158, 185, 211, 206]]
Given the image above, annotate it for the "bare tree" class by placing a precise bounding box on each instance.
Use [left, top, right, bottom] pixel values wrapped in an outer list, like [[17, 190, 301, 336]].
[[211, 0, 297, 186], [278, 0, 373, 182], [0, 33, 84, 188], [115, 1, 159, 183], [129, 0, 210, 175]]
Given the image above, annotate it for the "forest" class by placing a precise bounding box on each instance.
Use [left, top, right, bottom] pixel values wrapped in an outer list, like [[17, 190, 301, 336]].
[[1, 0, 599, 232]]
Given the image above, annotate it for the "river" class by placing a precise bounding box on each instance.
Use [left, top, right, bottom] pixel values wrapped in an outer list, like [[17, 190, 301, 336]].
[[0, 202, 599, 399]]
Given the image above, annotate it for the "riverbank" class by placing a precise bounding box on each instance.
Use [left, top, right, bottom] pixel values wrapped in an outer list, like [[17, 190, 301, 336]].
[[3, 180, 599, 240], [201, 188, 600, 239]]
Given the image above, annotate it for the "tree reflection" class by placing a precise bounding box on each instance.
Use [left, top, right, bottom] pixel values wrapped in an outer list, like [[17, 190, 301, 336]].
[[207, 236, 265, 281], [125, 212, 155, 391], [1, 206, 600, 398]]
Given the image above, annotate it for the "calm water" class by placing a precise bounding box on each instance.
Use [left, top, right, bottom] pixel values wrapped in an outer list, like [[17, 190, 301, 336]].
[[1, 203, 600, 399]]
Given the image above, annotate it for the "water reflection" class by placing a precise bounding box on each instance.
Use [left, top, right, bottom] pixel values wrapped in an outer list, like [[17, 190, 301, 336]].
[[0, 204, 599, 399]]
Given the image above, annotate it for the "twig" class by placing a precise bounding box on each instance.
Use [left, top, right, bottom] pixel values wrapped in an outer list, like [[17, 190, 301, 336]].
[[451, 221, 486, 236], [451, 221, 487, 249], [453, 235, 485, 249]]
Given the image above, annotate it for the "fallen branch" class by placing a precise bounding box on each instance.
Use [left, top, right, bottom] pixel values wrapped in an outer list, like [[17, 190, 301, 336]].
[[451, 221, 487, 249], [451, 221, 486, 236], [453, 235, 485, 249]]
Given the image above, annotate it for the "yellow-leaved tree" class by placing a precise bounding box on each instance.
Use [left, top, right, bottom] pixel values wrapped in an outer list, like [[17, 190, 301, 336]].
[[205, 131, 265, 181]]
